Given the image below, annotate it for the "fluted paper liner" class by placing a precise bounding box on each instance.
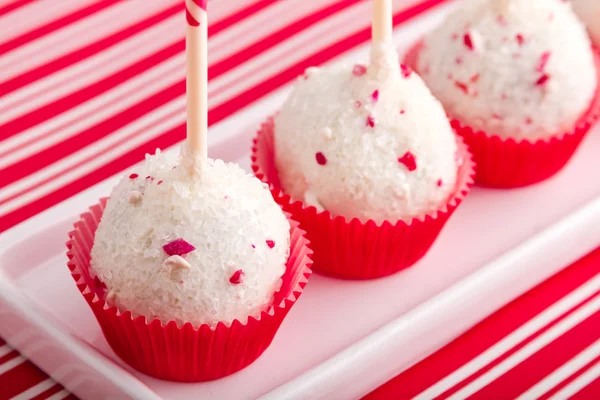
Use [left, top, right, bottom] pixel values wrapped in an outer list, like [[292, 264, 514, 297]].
[[67, 199, 312, 382], [405, 41, 600, 188], [251, 118, 475, 280]]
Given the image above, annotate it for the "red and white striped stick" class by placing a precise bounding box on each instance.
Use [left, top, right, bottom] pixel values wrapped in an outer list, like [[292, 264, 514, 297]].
[[184, 0, 207, 176]]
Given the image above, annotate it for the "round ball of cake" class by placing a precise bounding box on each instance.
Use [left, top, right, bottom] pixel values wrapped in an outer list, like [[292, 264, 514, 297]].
[[90, 152, 290, 328], [274, 45, 458, 225], [417, 0, 597, 141], [571, 0, 600, 46]]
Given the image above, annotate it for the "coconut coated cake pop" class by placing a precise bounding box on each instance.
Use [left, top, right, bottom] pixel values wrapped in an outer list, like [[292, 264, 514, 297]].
[[274, 44, 459, 225], [417, 0, 597, 141], [90, 150, 290, 328]]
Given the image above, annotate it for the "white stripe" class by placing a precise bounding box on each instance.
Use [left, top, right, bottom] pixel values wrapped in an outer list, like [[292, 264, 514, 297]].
[[0, 344, 13, 358], [447, 294, 600, 400], [0, 14, 182, 121], [517, 338, 600, 400], [0, 0, 178, 79], [0, 355, 26, 375], [415, 274, 600, 399], [46, 389, 70, 400], [0, 54, 185, 171], [9, 378, 55, 400], [0, 0, 87, 40], [549, 361, 600, 400]]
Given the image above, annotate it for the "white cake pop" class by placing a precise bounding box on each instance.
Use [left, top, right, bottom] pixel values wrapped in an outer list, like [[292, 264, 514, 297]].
[[274, 44, 459, 225], [90, 150, 290, 328], [417, 0, 597, 141]]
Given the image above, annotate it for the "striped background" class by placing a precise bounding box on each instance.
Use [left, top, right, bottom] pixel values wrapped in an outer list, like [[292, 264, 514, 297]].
[[1, 0, 600, 399]]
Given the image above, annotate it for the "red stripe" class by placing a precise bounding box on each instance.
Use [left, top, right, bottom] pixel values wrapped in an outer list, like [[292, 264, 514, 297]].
[[572, 375, 600, 399], [30, 383, 64, 400], [0, 0, 36, 17], [192, 0, 207, 10], [0, 360, 50, 399], [209, 0, 276, 34], [0, 350, 19, 364], [0, 0, 447, 232], [435, 290, 600, 399], [0, 0, 121, 56], [539, 354, 600, 399], [0, 3, 183, 96], [186, 8, 200, 26], [365, 246, 600, 399], [470, 310, 600, 399]]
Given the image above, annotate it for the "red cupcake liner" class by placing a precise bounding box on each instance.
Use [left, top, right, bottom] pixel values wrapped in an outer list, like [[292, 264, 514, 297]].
[[251, 118, 475, 280], [405, 41, 600, 188], [66, 199, 312, 382]]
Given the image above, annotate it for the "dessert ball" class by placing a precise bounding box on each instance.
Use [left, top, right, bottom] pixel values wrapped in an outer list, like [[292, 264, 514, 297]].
[[571, 0, 600, 46], [90, 151, 290, 328], [417, 0, 597, 141], [274, 44, 459, 225]]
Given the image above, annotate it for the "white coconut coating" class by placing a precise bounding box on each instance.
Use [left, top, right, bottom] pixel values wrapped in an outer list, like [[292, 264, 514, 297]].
[[274, 44, 459, 225], [90, 151, 290, 328], [418, 0, 597, 141], [572, 0, 600, 46]]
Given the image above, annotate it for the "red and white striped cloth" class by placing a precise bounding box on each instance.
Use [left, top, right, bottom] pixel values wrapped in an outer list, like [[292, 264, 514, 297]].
[[1, 0, 599, 399]]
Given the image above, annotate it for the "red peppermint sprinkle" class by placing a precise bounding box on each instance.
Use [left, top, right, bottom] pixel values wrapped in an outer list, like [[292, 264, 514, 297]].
[[366, 115, 376, 128], [437, 179, 443, 187], [355, 100, 363, 108], [371, 90, 379, 102], [525, 117, 533, 125], [157, 180, 163, 185], [401, 64, 412, 78], [251, 244, 256, 249], [536, 51, 551, 72], [400, 109, 405, 114], [492, 113, 503, 120], [470, 73, 480, 83], [315, 152, 327, 165], [266, 240, 275, 249], [455, 81, 469, 94], [352, 64, 367, 76], [145, 175, 155, 182], [451, 33, 458, 40], [497, 15, 508, 26], [229, 270, 244, 284], [463, 33, 474, 51], [536, 74, 550, 86], [455, 56, 463, 65], [516, 34, 525, 46], [398, 151, 417, 172], [129, 173, 138, 179], [163, 239, 195, 256]]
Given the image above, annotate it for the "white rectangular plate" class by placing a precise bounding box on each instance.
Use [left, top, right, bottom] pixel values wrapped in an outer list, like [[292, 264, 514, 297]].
[[2, 3, 600, 399]]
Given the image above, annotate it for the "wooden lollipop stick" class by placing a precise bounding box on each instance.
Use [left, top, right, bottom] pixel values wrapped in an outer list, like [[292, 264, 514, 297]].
[[185, 0, 208, 175], [372, 0, 392, 43]]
